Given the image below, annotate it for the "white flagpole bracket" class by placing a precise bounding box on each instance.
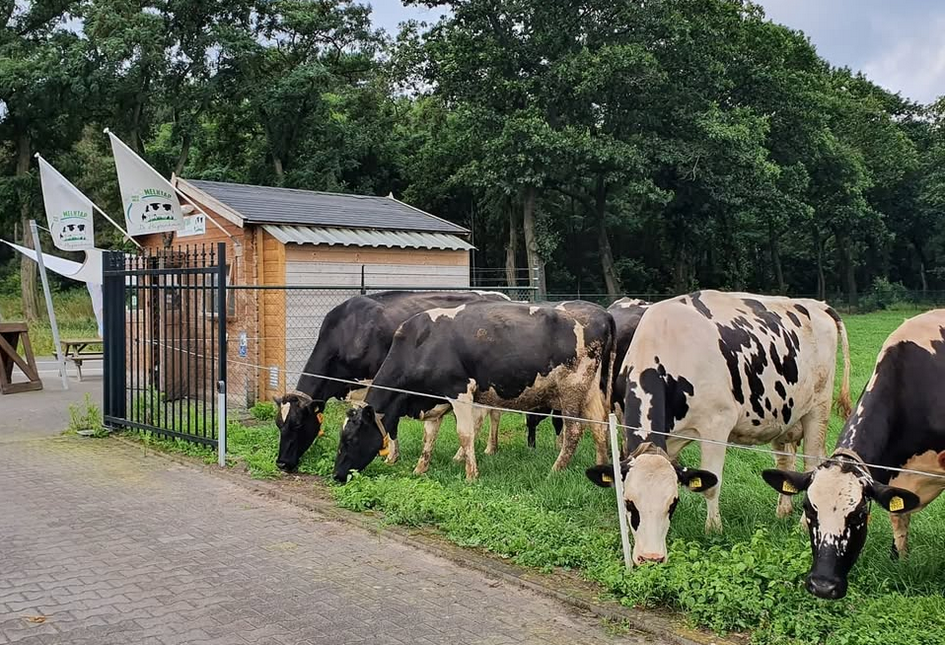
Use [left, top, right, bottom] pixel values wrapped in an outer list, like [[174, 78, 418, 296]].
[[609, 413, 632, 569], [30, 220, 69, 390]]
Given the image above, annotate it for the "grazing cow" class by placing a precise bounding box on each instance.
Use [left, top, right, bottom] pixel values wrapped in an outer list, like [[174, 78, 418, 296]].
[[607, 298, 652, 422], [333, 300, 616, 482], [762, 310, 945, 599], [274, 290, 509, 471], [587, 290, 851, 565]]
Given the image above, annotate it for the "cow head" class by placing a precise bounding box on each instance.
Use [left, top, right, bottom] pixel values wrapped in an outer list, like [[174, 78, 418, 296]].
[[586, 443, 717, 565], [333, 404, 389, 483], [762, 455, 920, 600], [273, 392, 324, 472]]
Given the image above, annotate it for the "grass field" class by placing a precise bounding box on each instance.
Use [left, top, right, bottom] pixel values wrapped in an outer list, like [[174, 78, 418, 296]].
[[140, 309, 945, 644], [0, 290, 99, 355]]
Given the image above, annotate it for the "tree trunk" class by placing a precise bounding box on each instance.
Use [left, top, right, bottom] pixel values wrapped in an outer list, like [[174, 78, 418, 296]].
[[521, 186, 545, 297], [16, 132, 40, 323], [920, 261, 928, 294], [174, 131, 192, 176], [673, 246, 689, 294], [273, 156, 285, 181], [505, 201, 518, 287], [838, 234, 858, 308], [815, 228, 826, 301], [769, 225, 786, 294], [595, 175, 621, 296]]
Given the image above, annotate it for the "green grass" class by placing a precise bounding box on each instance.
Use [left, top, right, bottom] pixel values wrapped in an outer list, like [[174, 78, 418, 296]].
[[0, 290, 98, 355], [153, 309, 945, 644]]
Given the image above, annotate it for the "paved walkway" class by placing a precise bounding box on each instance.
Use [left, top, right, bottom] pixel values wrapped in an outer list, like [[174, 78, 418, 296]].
[[0, 432, 654, 643]]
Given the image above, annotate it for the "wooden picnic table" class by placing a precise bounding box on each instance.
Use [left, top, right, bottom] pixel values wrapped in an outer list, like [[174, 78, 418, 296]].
[[0, 323, 42, 394], [60, 338, 104, 382]]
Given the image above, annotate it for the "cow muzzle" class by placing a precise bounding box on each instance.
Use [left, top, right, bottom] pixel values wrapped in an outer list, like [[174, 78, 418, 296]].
[[805, 574, 847, 600], [633, 552, 667, 565]]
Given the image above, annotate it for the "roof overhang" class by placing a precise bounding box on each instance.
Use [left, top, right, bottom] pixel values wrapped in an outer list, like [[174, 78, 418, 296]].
[[263, 225, 475, 251], [174, 177, 245, 228]]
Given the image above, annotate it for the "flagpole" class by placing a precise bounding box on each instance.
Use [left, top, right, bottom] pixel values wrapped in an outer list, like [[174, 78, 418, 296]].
[[91, 201, 143, 249], [30, 219, 69, 390]]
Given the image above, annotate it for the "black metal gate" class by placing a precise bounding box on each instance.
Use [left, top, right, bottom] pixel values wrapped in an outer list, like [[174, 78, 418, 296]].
[[103, 243, 227, 447]]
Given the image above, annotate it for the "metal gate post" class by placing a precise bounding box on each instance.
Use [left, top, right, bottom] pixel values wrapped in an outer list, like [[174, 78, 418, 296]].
[[216, 243, 227, 461], [102, 250, 127, 427]]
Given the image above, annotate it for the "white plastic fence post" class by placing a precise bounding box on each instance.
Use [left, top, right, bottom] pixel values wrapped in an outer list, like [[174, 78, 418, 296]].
[[609, 413, 632, 569], [217, 380, 226, 467]]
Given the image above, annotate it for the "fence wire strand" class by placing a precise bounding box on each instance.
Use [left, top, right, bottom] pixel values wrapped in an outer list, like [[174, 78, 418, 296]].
[[222, 356, 945, 482]]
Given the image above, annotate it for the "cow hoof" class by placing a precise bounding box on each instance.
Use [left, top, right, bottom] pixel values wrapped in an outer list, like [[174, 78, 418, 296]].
[[385, 454, 399, 465], [484, 445, 497, 456], [705, 519, 723, 534], [452, 448, 465, 462], [413, 465, 428, 476], [776, 503, 793, 519], [465, 469, 479, 481]]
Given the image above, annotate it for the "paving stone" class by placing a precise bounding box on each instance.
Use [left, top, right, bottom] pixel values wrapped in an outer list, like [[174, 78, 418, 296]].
[[0, 437, 656, 645]]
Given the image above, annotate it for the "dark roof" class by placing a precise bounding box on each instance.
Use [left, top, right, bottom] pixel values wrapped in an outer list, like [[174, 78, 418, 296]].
[[184, 179, 468, 234]]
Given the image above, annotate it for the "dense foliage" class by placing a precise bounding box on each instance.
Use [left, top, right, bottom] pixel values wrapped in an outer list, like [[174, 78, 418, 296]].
[[3, 0, 945, 313]]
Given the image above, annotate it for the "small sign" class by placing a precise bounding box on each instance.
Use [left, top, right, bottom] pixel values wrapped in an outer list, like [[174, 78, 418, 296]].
[[178, 213, 206, 238], [269, 366, 279, 388], [238, 332, 248, 357]]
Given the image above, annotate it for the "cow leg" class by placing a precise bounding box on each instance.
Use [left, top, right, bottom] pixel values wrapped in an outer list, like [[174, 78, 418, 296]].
[[891, 513, 911, 559], [551, 419, 584, 471], [526, 413, 539, 449], [384, 438, 400, 465], [452, 446, 465, 462], [485, 409, 502, 455], [772, 440, 798, 518], [453, 400, 485, 481], [414, 416, 445, 476], [799, 407, 829, 473], [699, 439, 728, 533]]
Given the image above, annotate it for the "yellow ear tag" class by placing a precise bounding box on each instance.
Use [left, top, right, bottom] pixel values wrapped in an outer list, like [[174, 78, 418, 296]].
[[888, 496, 905, 512], [601, 474, 613, 483], [317, 412, 324, 424], [378, 434, 390, 458], [782, 481, 798, 494], [688, 477, 702, 490]]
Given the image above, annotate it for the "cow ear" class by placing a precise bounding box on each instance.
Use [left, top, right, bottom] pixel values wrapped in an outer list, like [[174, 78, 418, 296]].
[[675, 466, 718, 493], [869, 483, 921, 514], [304, 398, 323, 413], [938, 451, 945, 470], [586, 464, 617, 488], [761, 469, 812, 496], [345, 407, 359, 420]]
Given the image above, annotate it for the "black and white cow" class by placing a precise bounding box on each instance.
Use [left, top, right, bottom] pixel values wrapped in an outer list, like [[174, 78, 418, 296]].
[[607, 298, 651, 422], [762, 310, 945, 599], [274, 290, 509, 471], [333, 300, 616, 482], [587, 290, 851, 565]]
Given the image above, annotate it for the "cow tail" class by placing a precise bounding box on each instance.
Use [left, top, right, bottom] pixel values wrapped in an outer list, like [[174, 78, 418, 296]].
[[831, 309, 853, 419]]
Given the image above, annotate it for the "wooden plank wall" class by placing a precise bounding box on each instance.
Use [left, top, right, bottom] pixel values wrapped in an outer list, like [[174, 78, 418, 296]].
[[258, 231, 286, 400]]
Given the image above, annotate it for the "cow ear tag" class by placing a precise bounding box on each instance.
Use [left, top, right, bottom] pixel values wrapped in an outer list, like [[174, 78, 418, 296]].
[[782, 481, 798, 494], [601, 474, 613, 484], [317, 412, 324, 424], [316, 413, 325, 437], [888, 496, 905, 512], [688, 477, 702, 490], [378, 434, 390, 458]]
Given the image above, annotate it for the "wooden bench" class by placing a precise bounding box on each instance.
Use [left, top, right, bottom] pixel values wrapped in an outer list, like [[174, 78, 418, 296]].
[[0, 323, 42, 394], [60, 338, 104, 382]]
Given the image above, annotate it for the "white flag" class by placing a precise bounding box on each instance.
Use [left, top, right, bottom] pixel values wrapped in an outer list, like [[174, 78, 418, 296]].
[[107, 130, 183, 236], [36, 155, 95, 251]]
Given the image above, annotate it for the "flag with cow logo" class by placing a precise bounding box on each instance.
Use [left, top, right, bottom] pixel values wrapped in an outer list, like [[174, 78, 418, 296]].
[[36, 155, 95, 251], [107, 130, 183, 236]]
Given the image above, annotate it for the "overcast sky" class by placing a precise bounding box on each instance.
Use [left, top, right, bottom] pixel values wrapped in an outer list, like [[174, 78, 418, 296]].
[[370, 1, 945, 104]]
